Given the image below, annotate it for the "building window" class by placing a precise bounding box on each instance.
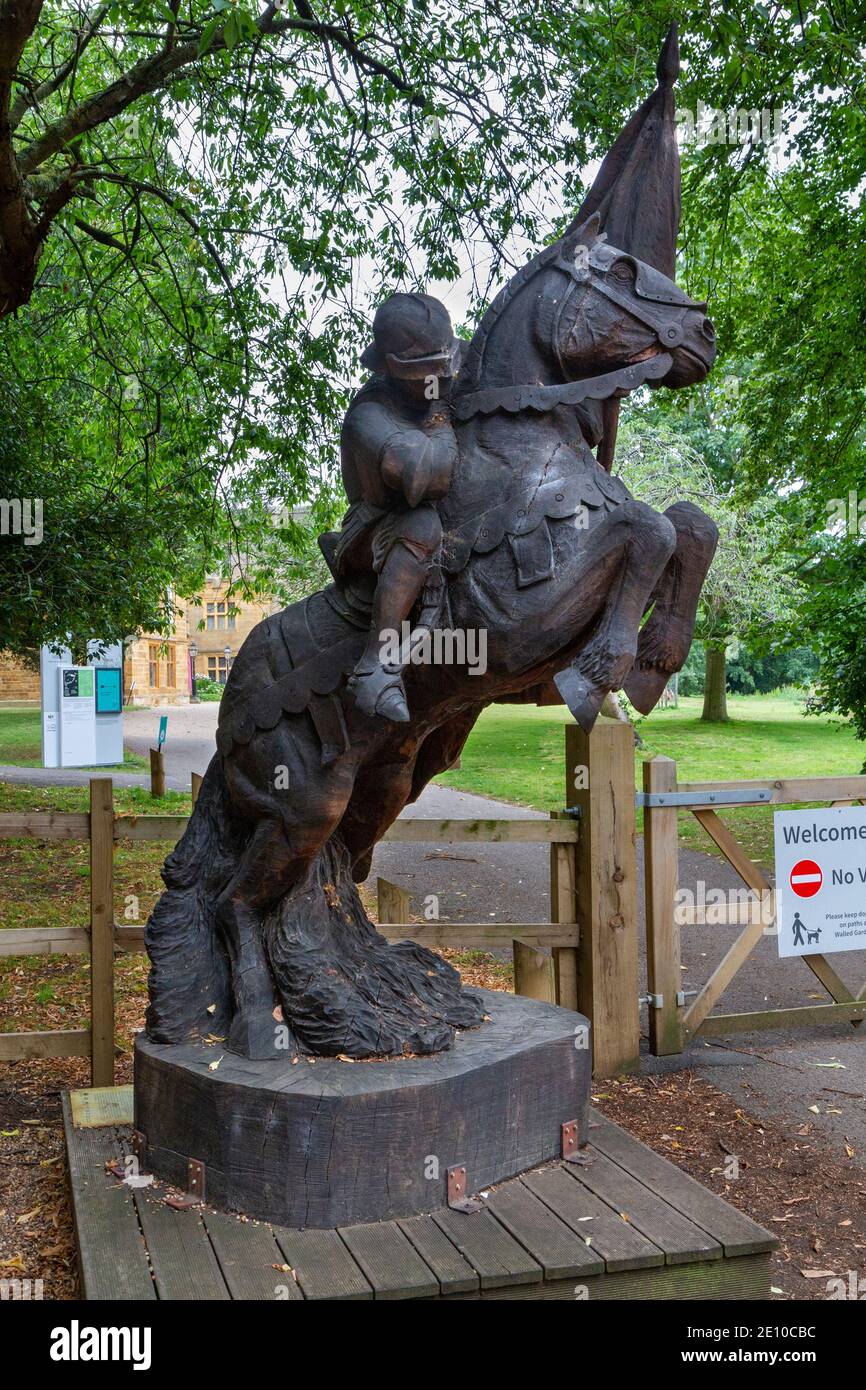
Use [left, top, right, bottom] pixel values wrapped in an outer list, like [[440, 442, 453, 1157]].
[[207, 655, 229, 684], [206, 600, 235, 631], [148, 643, 176, 688]]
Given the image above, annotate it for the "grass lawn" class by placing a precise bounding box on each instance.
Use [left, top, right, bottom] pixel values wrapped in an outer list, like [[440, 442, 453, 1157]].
[[0, 707, 146, 771], [438, 692, 864, 868]]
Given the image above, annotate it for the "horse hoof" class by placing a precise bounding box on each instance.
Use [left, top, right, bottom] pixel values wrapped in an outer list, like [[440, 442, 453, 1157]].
[[553, 666, 607, 733], [622, 664, 671, 715], [227, 1006, 291, 1060]]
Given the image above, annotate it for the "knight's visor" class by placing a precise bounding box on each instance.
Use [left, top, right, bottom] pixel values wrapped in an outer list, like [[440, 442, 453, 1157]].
[[385, 347, 459, 379]]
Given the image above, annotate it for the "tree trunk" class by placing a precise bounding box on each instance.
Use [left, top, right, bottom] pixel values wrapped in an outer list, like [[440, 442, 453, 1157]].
[[702, 643, 729, 722]]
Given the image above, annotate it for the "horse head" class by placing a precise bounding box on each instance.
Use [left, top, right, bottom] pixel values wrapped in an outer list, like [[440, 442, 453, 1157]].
[[453, 210, 715, 421], [552, 213, 716, 390]]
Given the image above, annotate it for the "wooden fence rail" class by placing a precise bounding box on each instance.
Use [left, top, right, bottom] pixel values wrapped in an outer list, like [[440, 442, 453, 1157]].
[[0, 755, 590, 1082], [7, 731, 861, 1081]]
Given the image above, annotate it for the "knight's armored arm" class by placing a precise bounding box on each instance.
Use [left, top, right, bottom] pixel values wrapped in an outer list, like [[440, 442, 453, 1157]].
[[344, 399, 457, 508], [380, 419, 457, 506]]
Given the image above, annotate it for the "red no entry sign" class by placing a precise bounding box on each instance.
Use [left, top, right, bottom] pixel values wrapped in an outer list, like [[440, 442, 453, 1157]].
[[790, 859, 823, 898]]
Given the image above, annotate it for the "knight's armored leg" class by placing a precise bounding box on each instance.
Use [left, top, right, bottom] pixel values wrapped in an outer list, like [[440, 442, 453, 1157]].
[[350, 506, 442, 721]]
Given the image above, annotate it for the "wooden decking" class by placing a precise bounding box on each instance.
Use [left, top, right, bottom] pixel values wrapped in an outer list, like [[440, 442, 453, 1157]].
[[64, 1088, 777, 1301]]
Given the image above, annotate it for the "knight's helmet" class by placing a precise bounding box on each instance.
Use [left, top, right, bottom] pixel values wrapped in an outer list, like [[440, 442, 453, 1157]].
[[361, 292, 462, 380], [565, 24, 683, 464]]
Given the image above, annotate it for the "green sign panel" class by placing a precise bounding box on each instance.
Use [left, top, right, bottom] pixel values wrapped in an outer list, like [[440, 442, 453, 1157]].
[[95, 667, 123, 714]]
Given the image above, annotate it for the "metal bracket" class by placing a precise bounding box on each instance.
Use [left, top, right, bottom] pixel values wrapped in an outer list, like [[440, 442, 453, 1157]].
[[165, 1157, 205, 1210], [639, 993, 664, 1009], [561, 1120, 593, 1165], [446, 1164, 483, 1214], [635, 788, 772, 809], [131, 1129, 147, 1167], [562, 805, 582, 819], [676, 990, 699, 1007]]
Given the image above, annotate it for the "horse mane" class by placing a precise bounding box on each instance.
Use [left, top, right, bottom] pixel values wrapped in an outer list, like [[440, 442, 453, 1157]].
[[455, 239, 570, 397]]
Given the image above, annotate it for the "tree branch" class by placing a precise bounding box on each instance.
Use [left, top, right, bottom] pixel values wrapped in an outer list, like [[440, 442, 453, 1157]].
[[9, 3, 110, 128], [16, 7, 424, 177]]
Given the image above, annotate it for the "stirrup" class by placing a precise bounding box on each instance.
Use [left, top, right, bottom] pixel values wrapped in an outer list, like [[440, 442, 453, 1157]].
[[348, 664, 410, 722]]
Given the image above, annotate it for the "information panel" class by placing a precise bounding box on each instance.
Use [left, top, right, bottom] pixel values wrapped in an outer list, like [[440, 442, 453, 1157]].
[[95, 666, 123, 713], [60, 665, 97, 766], [774, 805, 866, 957]]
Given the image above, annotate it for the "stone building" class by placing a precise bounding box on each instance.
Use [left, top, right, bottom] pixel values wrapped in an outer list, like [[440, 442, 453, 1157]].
[[0, 580, 280, 707], [185, 578, 281, 688]]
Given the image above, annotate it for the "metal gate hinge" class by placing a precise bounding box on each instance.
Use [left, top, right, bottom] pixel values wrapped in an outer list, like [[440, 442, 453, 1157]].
[[639, 992, 664, 1009], [446, 1164, 483, 1213], [635, 788, 772, 809], [676, 990, 699, 1006], [165, 1157, 205, 1210]]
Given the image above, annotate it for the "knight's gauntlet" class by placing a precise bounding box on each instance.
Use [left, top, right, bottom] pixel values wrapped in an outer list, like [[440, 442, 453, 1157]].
[[380, 426, 457, 507]]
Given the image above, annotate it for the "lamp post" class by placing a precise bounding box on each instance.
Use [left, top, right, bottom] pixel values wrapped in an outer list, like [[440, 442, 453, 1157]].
[[189, 640, 199, 703], [223, 644, 232, 684]]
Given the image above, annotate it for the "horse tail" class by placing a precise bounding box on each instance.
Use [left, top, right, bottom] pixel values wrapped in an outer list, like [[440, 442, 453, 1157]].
[[144, 753, 246, 1043]]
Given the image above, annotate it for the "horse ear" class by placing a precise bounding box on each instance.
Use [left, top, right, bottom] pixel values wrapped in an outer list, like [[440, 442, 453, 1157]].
[[561, 211, 602, 257]]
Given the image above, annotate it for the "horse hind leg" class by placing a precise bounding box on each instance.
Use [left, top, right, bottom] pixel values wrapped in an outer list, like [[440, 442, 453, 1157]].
[[623, 501, 719, 714], [217, 741, 358, 1058]]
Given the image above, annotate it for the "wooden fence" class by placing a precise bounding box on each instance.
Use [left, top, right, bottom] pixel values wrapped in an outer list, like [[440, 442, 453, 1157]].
[[642, 758, 866, 1054], [2, 724, 633, 1081], [9, 722, 858, 1082]]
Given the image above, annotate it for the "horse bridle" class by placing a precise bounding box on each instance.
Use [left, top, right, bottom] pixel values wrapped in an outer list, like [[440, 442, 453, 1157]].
[[454, 242, 705, 422]]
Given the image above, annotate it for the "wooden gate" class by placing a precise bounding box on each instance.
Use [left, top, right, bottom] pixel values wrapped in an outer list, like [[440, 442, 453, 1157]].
[[642, 757, 866, 1054]]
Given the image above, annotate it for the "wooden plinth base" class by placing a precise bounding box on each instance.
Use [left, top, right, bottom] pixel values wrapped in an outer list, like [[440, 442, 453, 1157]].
[[133, 989, 591, 1228]]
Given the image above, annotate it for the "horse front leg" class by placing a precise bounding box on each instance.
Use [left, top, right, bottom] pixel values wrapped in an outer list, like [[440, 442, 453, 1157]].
[[553, 500, 678, 731], [623, 501, 719, 714]]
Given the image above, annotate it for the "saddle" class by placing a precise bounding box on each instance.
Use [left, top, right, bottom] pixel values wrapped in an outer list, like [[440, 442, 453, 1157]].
[[215, 570, 449, 767]]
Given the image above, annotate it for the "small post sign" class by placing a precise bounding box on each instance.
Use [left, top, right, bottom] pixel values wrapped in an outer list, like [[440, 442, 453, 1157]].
[[774, 806, 866, 957], [158, 715, 168, 748]]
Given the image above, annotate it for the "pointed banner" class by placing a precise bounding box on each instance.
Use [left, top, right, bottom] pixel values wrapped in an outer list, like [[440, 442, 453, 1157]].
[[570, 23, 681, 276]]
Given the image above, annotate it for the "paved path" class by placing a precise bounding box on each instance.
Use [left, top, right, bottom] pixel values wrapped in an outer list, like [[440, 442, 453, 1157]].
[[3, 701, 864, 1164]]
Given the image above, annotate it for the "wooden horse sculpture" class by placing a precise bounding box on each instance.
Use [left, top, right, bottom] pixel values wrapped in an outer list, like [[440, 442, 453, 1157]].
[[144, 27, 719, 1060]]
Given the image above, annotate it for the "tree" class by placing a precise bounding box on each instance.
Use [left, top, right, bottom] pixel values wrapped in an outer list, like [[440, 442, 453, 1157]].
[[0, 2, 690, 655], [2, 4, 863, 668], [616, 417, 802, 722]]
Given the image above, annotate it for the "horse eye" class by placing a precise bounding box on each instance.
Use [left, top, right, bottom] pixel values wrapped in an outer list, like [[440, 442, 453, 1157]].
[[611, 260, 634, 283]]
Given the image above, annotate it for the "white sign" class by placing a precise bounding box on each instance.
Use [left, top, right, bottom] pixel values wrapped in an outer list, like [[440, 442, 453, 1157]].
[[40, 642, 124, 768], [774, 806, 866, 957], [60, 666, 97, 766]]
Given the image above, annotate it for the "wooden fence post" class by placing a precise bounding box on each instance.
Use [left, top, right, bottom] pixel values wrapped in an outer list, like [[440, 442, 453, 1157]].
[[149, 748, 165, 798], [643, 756, 683, 1056], [191, 771, 203, 805], [512, 941, 556, 1002], [549, 808, 578, 1010], [377, 877, 410, 926], [569, 720, 640, 1077], [89, 778, 115, 1088]]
